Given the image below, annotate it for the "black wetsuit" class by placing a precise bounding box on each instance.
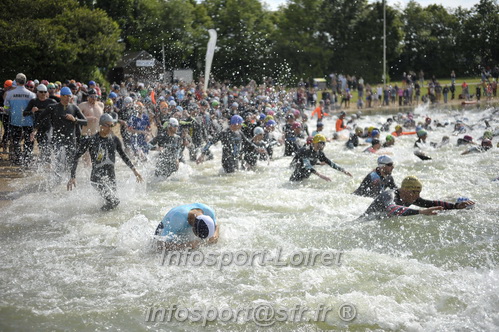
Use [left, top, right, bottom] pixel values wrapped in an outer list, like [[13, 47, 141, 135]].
[[180, 116, 203, 161], [283, 123, 295, 156], [353, 168, 397, 198], [241, 121, 256, 139], [118, 106, 134, 149], [290, 146, 345, 181], [35, 103, 87, 146], [243, 140, 266, 167], [24, 98, 57, 163], [201, 128, 251, 173], [263, 132, 278, 159], [149, 132, 182, 178], [71, 133, 135, 209], [345, 134, 360, 149], [361, 189, 459, 220], [35, 102, 87, 177]]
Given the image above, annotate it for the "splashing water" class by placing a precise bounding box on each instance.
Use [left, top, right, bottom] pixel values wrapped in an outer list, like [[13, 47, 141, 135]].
[[0, 105, 498, 331]]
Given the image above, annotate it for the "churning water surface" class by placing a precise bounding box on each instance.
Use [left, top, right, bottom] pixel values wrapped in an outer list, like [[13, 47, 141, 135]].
[[0, 104, 498, 331]]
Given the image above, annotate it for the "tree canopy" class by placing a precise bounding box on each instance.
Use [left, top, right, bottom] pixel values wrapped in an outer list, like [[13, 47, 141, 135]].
[[0, 0, 123, 82], [1, 0, 498, 85]]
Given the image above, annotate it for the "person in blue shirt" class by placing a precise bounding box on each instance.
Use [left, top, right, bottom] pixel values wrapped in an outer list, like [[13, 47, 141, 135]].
[[154, 203, 220, 250], [4, 73, 36, 165]]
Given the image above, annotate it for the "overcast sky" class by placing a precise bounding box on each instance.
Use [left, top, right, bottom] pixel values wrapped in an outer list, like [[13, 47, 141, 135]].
[[262, 0, 482, 11]]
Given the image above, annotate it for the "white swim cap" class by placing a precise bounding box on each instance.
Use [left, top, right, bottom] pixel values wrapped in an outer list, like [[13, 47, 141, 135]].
[[377, 155, 394, 166], [253, 127, 264, 136]]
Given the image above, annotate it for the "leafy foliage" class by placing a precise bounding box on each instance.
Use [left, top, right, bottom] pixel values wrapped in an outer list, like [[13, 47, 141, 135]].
[[1, 0, 498, 85], [0, 0, 123, 82]]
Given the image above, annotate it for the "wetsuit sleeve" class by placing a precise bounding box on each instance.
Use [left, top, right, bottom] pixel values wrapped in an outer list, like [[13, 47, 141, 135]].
[[70, 136, 92, 178], [114, 136, 135, 169], [201, 130, 223, 154], [353, 174, 374, 197], [34, 104, 52, 129], [413, 197, 457, 209], [387, 176, 398, 190], [385, 204, 420, 217], [302, 158, 316, 174], [241, 131, 260, 151], [23, 99, 36, 116], [320, 153, 345, 172], [74, 106, 88, 126], [149, 136, 158, 146]]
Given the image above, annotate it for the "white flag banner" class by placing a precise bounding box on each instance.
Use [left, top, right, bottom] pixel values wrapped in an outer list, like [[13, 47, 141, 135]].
[[204, 29, 217, 92]]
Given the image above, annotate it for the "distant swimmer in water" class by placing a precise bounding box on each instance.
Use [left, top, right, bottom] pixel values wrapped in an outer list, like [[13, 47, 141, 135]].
[[353, 155, 397, 198], [414, 129, 432, 160], [154, 203, 219, 250], [391, 125, 416, 137], [360, 175, 475, 220], [461, 139, 493, 155], [290, 134, 352, 182], [363, 139, 382, 154]]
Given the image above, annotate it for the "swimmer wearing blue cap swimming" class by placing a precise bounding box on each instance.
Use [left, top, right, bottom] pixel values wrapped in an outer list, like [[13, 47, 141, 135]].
[[154, 203, 219, 250]]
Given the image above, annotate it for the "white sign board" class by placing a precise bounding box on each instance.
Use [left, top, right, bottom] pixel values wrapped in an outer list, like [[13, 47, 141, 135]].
[[136, 59, 155, 67]]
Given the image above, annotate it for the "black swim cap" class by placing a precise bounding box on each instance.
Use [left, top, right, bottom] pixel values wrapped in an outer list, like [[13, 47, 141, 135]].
[[194, 219, 210, 239]]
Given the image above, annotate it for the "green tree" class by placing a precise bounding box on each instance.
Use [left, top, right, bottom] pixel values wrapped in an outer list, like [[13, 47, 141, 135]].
[[455, 0, 499, 75], [0, 0, 123, 82], [330, 1, 403, 84], [399, 1, 460, 79], [271, 0, 327, 84], [95, 0, 204, 72], [201, 0, 276, 85]]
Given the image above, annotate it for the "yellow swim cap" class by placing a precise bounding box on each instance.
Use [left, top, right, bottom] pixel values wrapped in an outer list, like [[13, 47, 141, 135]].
[[105, 99, 113, 106], [312, 134, 327, 144], [395, 125, 402, 131], [401, 176, 422, 191]]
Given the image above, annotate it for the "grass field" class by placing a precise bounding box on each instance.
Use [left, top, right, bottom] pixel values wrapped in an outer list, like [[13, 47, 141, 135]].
[[317, 76, 494, 106]]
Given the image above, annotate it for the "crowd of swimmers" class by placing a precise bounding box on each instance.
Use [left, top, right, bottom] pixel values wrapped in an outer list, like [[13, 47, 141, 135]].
[[1, 74, 496, 243]]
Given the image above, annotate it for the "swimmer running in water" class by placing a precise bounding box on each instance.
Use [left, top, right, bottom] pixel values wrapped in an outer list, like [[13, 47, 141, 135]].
[[290, 134, 352, 182]]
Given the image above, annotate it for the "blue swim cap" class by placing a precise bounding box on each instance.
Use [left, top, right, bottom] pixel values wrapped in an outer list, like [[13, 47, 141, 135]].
[[265, 120, 276, 127], [88, 80, 96, 86], [371, 129, 380, 137], [60, 87, 72, 96], [108, 92, 117, 99], [230, 115, 243, 125]]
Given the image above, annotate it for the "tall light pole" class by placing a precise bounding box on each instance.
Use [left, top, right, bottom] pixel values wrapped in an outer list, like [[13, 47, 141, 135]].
[[162, 42, 166, 83], [383, 0, 387, 88]]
